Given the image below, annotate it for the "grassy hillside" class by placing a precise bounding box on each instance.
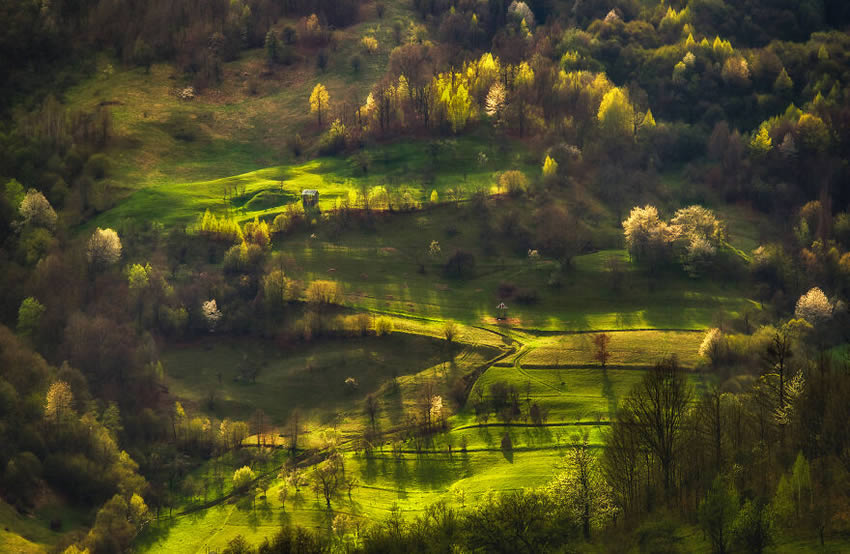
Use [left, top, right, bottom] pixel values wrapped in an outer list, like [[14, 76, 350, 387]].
[[0, 497, 87, 554]]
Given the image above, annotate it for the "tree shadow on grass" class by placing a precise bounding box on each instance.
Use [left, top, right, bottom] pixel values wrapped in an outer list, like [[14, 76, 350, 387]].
[[277, 508, 292, 528], [291, 491, 307, 511], [133, 518, 176, 550], [523, 425, 553, 447], [256, 497, 274, 524], [477, 425, 494, 448], [361, 453, 379, 485], [413, 454, 458, 490], [391, 456, 411, 497], [601, 368, 618, 418]]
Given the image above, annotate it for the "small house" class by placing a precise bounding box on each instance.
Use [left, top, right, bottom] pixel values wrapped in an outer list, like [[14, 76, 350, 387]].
[[301, 189, 319, 207]]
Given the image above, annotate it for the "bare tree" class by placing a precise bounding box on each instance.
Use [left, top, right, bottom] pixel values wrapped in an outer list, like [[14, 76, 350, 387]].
[[593, 333, 612, 368], [622, 357, 692, 493], [762, 327, 793, 411], [550, 431, 617, 539], [313, 456, 342, 507], [252, 408, 266, 447], [601, 410, 645, 518], [364, 394, 380, 430], [695, 388, 725, 474], [288, 409, 301, 453]]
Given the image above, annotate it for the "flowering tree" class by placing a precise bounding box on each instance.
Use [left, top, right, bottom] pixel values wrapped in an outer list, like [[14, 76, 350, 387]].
[[19, 189, 57, 230], [87, 228, 122, 269], [699, 328, 725, 368], [202, 299, 223, 332], [794, 287, 832, 325], [622, 205, 677, 266]]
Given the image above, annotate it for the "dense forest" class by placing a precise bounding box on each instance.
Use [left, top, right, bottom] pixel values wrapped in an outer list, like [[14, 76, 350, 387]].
[[2, 0, 850, 552]]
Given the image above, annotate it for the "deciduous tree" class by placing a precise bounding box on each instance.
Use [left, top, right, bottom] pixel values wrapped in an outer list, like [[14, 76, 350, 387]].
[[310, 83, 330, 125]]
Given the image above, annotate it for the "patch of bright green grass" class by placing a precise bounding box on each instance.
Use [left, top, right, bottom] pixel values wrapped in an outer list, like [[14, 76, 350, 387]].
[[86, 136, 535, 230], [472, 364, 713, 423]]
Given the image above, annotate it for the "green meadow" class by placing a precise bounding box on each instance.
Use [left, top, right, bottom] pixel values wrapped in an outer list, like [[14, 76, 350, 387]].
[[124, 152, 762, 550]]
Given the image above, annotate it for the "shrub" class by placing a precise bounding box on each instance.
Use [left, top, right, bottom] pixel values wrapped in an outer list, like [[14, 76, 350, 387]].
[[375, 316, 394, 336], [233, 466, 256, 491], [306, 280, 343, 306], [319, 119, 347, 155], [443, 320, 459, 343], [223, 241, 263, 273], [198, 210, 243, 243], [243, 217, 271, 248], [361, 36, 378, 54], [84, 153, 111, 179], [444, 250, 476, 279], [499, 170, 529, 196]]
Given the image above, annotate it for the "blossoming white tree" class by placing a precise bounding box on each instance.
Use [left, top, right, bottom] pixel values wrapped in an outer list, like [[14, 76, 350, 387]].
[[794, 287, 832, 325], [202, 299, 222, 332]]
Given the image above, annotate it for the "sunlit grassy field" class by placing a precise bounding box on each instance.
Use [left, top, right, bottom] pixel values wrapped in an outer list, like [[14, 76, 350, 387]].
[[0, 497, 88, 554]]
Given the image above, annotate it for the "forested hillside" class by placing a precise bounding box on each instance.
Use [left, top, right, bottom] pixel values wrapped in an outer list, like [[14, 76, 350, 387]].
[[2, 0, 850, 552]]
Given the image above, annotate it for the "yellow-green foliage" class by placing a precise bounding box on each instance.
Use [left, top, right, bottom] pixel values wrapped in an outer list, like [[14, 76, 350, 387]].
[[263, 269, 294, 310], [515, 61, 535, 90], [361, 36, 378, 54], [641, 109, 656, 129], [198, 210, 243, 243], [712, 36, 734, 59], [467, 52, 501, 99], [499, 170, 529, 195], [435, 73, 473, 134], [272, 203, 305, 234], [430, 189, 439, 204], [369, 185, 390, 210], [749, 126, 772, 157], [232, 466, 255, 490], [243, 216, 271, 248], [126, 263, 152, 290], [309, 83, 330, 124], [306, 280, 344, 306], [660, 6, 690, 33], [375, 316, 394, 336], [542, 155, 558, 182], [796, 113, 830, 153], [597, 87, 634, 139], [336, 313, 371, 336]]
